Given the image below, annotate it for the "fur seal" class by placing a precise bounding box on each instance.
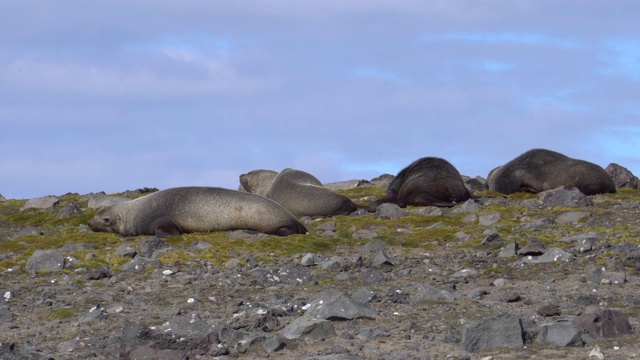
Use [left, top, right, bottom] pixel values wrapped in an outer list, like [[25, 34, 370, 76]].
[[239, 168, 359, 217], [485, 148, 616, 195], [88, 186, 308, 237], [238, 169, 278, 197], [367, 157, 472, 211]]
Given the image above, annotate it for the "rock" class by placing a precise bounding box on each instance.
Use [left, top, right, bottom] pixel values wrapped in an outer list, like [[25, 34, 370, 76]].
[[410, 283, 455, 303], [480, 232, 507, 249], [352, 288, 376, 304], [301, 253, 317, 266], [372, 251, 399, 267], [324, 179, 370, 190], [265, 263, 315, 287], [572, 309, 633, 339], [605, 163, 638, 189], [588, 345, 605, 360], [26, 249, 65, 275], [537, 321, 584, 347], [356, 327, 391, 341], [138, 236, 171, 258], [461, 213, 478, 224], [359, 239, 389, 253], [499, 292, 521, 303], [374, 203, 407, 220], [86, 193, 127, 209], [539, 187, 593, 207], [517, 237, 547, 256], [556, 211, 590, 225], [56, 202, 82, 217], [478, 212, 501, 226], [20, 196, 59, 211], [128, 346, 189, 360], [314, 221, 337, 237], [453, 199, 481, 213], [537, 303, 562, 317], [359, 269, 386, 284], [10, 227, 44, 240], [561, 233, 601, 253], [0, 193, 5, 202], [262, 336, 286, 353], [499, 242, 519, 258], [225, 258, 242, 269], [518, 248, 574, 264], [460, 313, 524, 352], [370, 174, 394, 187], [281, 317, 337, 340], [195, 241, 212, 250], [304, 289, 377, 320], [115, 244, 137, 258], [77, 305, 106, 324]]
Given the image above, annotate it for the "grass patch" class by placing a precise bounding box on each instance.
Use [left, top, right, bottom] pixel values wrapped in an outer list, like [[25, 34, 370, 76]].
[[50, 309, 74, 320]]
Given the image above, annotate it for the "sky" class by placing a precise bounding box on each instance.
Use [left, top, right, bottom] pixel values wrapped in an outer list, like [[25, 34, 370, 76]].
[[1, 1, 639, 200]]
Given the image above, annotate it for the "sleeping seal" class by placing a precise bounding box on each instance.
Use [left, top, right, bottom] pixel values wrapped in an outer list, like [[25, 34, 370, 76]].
[[88, 186, 308, 237], [367, 157, 472, 211], [239, 168, 359, 217], [486, 148, 616, 195]]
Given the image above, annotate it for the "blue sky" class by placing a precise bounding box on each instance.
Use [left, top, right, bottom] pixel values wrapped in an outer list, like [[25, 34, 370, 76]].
[[1, 1, 639, 199]]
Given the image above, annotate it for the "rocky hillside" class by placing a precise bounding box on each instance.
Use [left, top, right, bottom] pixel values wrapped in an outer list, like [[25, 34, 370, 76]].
[[1, 181, 640, 360]]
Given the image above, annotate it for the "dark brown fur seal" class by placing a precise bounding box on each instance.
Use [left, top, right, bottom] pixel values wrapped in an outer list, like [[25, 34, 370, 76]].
[[88, 187, 308, 237], [367, 157, 472, 211], [239, 168, 358, 217], [485, 148, 616, 195]]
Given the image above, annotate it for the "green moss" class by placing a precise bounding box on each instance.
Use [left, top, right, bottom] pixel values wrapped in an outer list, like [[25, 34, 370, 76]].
[[50, 309, 74, 320]]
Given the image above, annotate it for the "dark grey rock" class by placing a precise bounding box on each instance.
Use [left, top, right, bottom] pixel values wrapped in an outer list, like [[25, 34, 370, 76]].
[[561, 233, 601, 253], [359, 269, 386, 284], [138, 236, 171, 258], [537, 321, 584, 347], [304, 289, 377, 320], [373, 250, 399, 267], [499, 242, 519, 258], [605, 163, 638, 189], [301, 253, 317, 266], [87, 193, 127, 209], [77, 305, 106, 324], [20, 196, 59, 211], [56, 202, 83, 217], [26, 249, 65, 275], [352, 288, 376, 304], [314, 221, 337, 236], [281, 317, 337, 340], [356, 327, 391, 341], [374, 203, 407, 220], [324, 179, 370, 190], [539, 187, 593, 208], [262, 336, 286, 353], [359, 239, 389, 253], [10, 226, 44, 240], [115, 244, 137, 258], [518, 248, 574, 264], [572, 309, 633, 339], [453, 199, 481, 213], [461, 213, 478, 224], [499, 292, 521, 303], [460, 313, 524, 352], [537, 303, 562, 317], [410, 283, 455, 303], [478, 212, 501, 226], [481, 232, 507, 249], [517, 237, 548, 256]]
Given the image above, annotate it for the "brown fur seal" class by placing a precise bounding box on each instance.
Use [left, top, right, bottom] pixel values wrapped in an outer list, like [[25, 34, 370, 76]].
[[238, 169, 278, 197], [239, 168, 359, 217], [485, 148, 616, 195], [367, 157, 472, 211], [88, 186, 308, 237]]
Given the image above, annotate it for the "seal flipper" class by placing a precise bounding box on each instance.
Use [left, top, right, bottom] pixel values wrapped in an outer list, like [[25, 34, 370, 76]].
[[153, 218, 182, 238]]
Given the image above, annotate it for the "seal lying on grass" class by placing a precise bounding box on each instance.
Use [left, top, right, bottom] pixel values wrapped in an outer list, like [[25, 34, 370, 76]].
[[485, 148, 616, 195], [88, 187, 308, 237], [239, 168, 359, 217], [367, 157, 472, 211]]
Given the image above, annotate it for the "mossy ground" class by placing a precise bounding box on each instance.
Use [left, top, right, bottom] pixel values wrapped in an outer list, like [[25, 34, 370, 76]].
[[1, 186, 639, 272]]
